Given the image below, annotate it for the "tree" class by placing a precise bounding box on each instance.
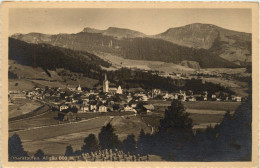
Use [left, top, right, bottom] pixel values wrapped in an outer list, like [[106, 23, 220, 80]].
[[65, 145, 74, 156], [70, 106, 78, 113], [122, 134, 136, 154], [8, 134, 28, 160], [137, 129, 146, 155], [160, 100, 193, 130], [81, 134, 100, 153], [34, 149, 45, 160], [156, 100, 194, 160], [98, 123, 120, 150]]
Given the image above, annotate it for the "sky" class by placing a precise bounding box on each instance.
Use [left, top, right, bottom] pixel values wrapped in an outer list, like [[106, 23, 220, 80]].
[[9, 8, 252, 35]]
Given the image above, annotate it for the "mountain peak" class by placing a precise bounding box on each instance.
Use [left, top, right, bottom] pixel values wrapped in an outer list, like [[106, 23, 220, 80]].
[[81, 26, 146, 38], [82, 27, 103, 34]]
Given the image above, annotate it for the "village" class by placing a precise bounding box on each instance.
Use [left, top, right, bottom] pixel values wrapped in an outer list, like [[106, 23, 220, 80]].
[[9, 72, 244, 123]]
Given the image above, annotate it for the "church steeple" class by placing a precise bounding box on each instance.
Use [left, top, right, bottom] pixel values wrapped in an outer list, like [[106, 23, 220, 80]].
[[103, 72, 109, 93], [105, 73, 107, 81]]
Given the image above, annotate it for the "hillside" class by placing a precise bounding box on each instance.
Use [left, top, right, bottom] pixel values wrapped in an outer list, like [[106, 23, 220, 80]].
[[9, 38, 110, 80], [10, 23, 251, 68], [10, 33, 238, 69], [156, 23, 252, 65]]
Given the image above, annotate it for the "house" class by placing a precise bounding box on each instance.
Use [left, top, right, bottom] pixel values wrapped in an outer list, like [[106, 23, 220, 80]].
[[82, 99, 90, 105], [124, 105, 137, 113], [234, 96, 242, 102], [142, 95, 149, 102], [211, 94, 217, 100], [58, 111, 76, 122], [99, 105, 107, 112], [187, 96, 196, 102], [143, 104, 155, 113], [131, 103, 137, 108], [216, 98, 222, 101], [60, 104, 69, 111], [178, 94, 186, 101], [90, 104, 97, 112], [10, 93, 26, 99], [163, 93, 170, 100], [152, 89, 161, 98], [78, 105, 89, 113], [76, 84, 82, 92]]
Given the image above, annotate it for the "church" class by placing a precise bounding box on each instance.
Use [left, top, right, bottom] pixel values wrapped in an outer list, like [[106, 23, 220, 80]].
[[103, 73, 123, 94]]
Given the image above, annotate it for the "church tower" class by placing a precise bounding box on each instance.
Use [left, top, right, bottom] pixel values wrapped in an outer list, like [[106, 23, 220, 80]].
[[103, 73, 109, 93]]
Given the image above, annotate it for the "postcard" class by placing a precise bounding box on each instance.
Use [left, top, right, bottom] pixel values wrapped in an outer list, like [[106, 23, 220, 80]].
[[1, 1, 259, 168]]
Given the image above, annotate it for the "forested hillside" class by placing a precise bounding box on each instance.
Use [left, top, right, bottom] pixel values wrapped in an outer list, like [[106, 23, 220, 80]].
[[9, 38, 111, 80]]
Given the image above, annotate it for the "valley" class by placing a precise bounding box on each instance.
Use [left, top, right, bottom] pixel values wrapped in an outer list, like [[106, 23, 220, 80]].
[[8, 23, 252, 161]]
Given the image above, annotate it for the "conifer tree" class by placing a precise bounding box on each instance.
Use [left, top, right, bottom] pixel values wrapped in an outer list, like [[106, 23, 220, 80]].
[[82, 134, 100, 153], [65, 145, 74, 156], [98, 123, 120, 150], [8, 134, 28, 160]]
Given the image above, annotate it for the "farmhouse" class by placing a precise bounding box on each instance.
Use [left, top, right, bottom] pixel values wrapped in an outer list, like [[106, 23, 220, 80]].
[[58, 111, 76, 122]]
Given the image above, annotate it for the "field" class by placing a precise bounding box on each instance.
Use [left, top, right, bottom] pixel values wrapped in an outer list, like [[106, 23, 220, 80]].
[[9, 113, 150, 156], [9, 99, 43, 118], [95, 52, 195, 73], [202, 68, 247, 75], [144, 100, 242, 130]]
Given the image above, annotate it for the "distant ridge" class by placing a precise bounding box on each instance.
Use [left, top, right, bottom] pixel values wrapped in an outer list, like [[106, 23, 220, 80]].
[[10, 23, 251, 67], [82, 27, 146, 39]]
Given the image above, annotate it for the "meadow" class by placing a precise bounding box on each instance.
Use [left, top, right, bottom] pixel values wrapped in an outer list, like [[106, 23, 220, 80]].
[[9, 115, 150, 156], [144, 100, 242, 130], [9, 99, 43, 118]]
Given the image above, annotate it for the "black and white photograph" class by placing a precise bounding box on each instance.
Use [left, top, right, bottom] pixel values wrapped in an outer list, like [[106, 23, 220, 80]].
[[1, 2, 259, 166]]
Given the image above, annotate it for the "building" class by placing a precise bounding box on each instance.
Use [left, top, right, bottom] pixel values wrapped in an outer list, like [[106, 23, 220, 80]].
[[152, 89, 161, 98], [76, 84, 82, 92], [90, 104, 97, 112], [60, 104, 69, 111], [103, 73, 123, 94], [78, 105, 89, 113], [187, 96, 196, 102], [58, 111, 76, 122], [103, 73, 109, 93], [234, 96, 242, 102], [116, 85, 123, 94], [99, 105, 107, 112], [124, 105, 137, 113], [143, 104, 155, 113]]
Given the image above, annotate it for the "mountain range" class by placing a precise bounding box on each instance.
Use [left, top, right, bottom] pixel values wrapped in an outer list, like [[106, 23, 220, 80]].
[[10, 23, 252, 68]]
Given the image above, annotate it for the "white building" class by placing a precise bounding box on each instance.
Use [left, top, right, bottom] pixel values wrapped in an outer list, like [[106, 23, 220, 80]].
[[76, 84, 82, 92], [116, 85, 123, 94], [99, 105, 107, 112], [60, 104, 69, 111]]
